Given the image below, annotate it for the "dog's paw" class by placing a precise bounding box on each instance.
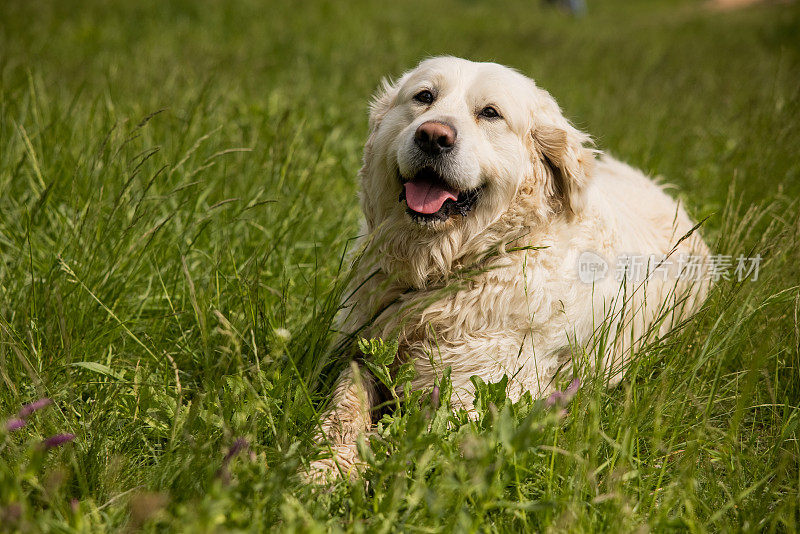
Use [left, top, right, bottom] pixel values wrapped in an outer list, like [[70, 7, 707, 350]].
[[304, 443, 364, 484]]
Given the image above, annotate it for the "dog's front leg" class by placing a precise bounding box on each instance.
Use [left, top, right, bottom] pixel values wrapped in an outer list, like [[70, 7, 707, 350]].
[[307, 361, 376, 481]]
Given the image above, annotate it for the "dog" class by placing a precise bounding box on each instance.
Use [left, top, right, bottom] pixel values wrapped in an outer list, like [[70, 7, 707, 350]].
[[309, 57, 709, 480]]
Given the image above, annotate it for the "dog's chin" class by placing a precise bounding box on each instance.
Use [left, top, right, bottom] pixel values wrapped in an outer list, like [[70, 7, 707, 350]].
[[397, 167, 482, 229]]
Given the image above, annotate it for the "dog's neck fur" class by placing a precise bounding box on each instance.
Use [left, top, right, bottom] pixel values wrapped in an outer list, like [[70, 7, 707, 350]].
[[366, 194, 556, 290]]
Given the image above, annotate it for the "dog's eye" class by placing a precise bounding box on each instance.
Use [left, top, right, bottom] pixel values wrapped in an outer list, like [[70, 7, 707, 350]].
[[478, 106, 501, 119], [413, 90, 435, 104]]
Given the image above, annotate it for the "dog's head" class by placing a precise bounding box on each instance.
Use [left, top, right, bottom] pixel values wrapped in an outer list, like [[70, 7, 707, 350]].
[[359, 57, 595, 286]]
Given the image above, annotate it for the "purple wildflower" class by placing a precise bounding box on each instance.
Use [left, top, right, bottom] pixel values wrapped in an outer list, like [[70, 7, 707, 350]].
[[217, 438, 250, 484], [565, 378, 581, 395], [5, 418, 26, 432], [1, 503, 22, 523], [545, 378, 581, 407], [18, 398, 52, 419], [42, 433, 75, 449], [430, 384, 440, 409], [545, 391, 562, 407], [222, 437, 249, 464]]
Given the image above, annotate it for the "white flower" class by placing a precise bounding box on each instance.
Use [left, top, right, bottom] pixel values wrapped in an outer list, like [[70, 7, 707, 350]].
[[273, 328, 291, 343]]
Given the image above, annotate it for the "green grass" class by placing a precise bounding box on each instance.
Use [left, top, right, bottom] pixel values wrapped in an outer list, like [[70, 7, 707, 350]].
[[1, 0, 799, 531]]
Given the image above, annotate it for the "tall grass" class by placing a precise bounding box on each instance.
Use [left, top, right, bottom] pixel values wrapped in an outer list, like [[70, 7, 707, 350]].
[[1, 0, 798, 531]]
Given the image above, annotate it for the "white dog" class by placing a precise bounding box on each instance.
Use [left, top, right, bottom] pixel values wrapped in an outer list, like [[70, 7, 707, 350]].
[[310, 57, 709, 479]]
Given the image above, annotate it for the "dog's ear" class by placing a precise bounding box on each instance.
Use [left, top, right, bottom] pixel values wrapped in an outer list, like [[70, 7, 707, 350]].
[[368, 77, 401, 132], [530, 95, 595, 216]]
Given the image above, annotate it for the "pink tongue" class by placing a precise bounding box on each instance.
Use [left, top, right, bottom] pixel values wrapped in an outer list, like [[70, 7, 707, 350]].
[[404, 180, 458, 214]]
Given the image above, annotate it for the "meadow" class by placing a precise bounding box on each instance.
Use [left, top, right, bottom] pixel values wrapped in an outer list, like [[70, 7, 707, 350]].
[[1, 0, 799, 531]]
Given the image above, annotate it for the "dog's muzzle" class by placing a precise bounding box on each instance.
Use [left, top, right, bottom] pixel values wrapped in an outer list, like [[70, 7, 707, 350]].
[[414, 121, 457, 157]]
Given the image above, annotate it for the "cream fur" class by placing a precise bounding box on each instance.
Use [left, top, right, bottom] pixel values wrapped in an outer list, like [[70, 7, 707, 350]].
[[307, 57, 709, 480]]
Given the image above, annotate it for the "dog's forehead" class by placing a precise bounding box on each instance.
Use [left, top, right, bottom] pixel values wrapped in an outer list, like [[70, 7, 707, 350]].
[[405, 58, 535, 102]]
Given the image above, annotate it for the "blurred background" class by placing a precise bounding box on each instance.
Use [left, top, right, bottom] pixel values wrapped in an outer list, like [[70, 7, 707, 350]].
[[3, 0, 799, 208]]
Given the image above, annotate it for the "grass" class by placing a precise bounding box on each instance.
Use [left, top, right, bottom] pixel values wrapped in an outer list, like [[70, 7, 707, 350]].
[[0, 0, 799, 531]]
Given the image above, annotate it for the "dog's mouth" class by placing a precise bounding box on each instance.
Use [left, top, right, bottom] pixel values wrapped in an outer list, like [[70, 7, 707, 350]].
[[398, 168, 481, 223]]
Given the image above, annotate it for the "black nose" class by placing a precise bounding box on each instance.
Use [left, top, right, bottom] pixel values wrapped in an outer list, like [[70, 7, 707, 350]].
[[414, 121, 457, 156]]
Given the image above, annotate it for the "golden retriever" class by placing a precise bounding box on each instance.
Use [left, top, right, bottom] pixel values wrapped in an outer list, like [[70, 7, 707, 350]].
[[309, 57, 709, 480]]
